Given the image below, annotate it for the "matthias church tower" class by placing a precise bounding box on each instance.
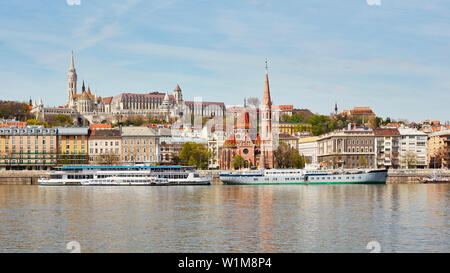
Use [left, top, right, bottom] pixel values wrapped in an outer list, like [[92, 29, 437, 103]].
[[67, 51, 77, 108]]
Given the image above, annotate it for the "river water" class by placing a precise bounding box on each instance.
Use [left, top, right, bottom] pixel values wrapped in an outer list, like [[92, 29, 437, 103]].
[[0, 184, 448, 253]]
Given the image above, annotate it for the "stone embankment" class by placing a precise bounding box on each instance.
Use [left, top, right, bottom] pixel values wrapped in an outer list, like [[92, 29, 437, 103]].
[[0, 169, 448, 185], [199, 169, 450, 185], [0, 171, 48, 185], [387, 169, 450, 184]]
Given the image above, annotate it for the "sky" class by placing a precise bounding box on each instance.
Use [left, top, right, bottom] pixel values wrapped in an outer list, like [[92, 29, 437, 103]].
[[0, 0, 449, 122]]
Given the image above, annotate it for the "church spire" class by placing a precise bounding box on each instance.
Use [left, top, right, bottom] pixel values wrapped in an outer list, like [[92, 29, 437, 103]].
[[67, 51, 78, 107], [262, 60, 272, 107], [70, 51, 75, 71]]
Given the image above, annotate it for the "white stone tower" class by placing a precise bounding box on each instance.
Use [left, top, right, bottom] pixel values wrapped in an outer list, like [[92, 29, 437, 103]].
[[67, 51, 77, 108], [174, 84, 183, 105]]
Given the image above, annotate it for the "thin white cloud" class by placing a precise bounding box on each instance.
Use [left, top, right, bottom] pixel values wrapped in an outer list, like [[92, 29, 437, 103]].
[[66, 0, 81, 6]]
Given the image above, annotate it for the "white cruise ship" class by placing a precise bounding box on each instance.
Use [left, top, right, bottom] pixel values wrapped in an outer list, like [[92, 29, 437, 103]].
[[39, 165, 212, 186], [220, 168, 387, 185]]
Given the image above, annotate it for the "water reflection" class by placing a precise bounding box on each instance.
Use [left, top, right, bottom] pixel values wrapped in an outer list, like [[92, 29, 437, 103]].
[[0, 184, 448, 253]]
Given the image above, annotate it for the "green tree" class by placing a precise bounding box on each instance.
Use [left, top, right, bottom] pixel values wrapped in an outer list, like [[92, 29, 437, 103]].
[[358, 156, 369, 168], [274, 142, 305, 169], [232, 155, 245, 170], [46, 114, 73, 127], [179, 142, 210, 169], [0, 100, 33, 121]]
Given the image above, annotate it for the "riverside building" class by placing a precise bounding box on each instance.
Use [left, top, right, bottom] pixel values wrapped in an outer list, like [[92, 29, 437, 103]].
[[121, 127, 160, 164], [0, 127, 88, 170], [398, 128, 428, 169], [88, 129, 121, 164], [317, 128, 376, 169]]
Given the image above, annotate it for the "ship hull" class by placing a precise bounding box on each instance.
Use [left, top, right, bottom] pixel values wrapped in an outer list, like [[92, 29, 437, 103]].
[[220, 170, 387, 185]]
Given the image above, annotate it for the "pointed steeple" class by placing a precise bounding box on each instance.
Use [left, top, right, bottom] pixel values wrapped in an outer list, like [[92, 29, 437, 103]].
[[262, 61, 272, 107], [70, 51, 75, 71], [87, 85, 91, 95], [82, 81, 86, 92], [163, 91, 170, 102], [174, 83, 183, 104]]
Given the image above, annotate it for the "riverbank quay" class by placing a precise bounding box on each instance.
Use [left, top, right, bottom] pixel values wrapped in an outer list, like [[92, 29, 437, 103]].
[[0, 171, 48, 185], [0, 169, 449, 185], [199, 169, 450, 185]]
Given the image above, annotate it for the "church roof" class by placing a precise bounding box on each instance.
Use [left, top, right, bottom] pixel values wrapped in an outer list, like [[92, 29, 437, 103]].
[[102, 96, 113, 104], [115, 92, 175, 101], [223, 135, 237, 147], [174, 84, 181, 91], [184, 101, 225, 106]]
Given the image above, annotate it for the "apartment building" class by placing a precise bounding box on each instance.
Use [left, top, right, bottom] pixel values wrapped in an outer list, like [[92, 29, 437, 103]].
[[121, 126, 159, 164], [56, 127, 89, 165], [298, 136, 319, 164], [398, 128, 428, 169], [373, 128, 400, 169], [88, 129, 121, 164], [317, 129, 375, 169], [0, 127, 58, 170], [279, 133, 299, 149], [427, 130, 450, 169]]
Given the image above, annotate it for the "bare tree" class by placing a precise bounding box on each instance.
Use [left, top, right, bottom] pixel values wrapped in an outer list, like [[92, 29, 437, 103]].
[[402, 151, 418, 169], [246, 97, 260, 109]]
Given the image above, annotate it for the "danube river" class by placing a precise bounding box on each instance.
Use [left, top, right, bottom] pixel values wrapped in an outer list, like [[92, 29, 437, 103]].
[[0, 184, 448, 253]]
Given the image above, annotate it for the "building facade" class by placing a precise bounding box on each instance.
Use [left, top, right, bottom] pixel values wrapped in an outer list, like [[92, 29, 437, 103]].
[[427, 130, 449, 169], [0, 127, 88, 170], [398, 128, 428, 169], [88, 129, 122, 164], [121, 127, 159, 164], [279, 133, 299, 149], [298, 136, 319, 165], [0, 127, 58, 170], [56, 127, 89, 165], [373, 128, 400, 169], [317, 129, 375, 169]]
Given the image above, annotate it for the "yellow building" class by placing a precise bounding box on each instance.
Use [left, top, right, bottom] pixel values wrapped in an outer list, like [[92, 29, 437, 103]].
[[56, 127, 89, 165], [121, 127, 160, 164], [0, 127, 58, 170], [277, 122, 312, 136]]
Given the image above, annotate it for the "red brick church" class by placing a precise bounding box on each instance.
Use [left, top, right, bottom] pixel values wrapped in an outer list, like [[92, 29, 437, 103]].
[[219, 65, 274, 169]]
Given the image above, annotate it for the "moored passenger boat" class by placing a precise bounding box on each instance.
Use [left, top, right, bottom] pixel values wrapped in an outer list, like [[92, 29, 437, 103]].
[[220, 168, 387, 185], [39, 165, 212, 186]]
